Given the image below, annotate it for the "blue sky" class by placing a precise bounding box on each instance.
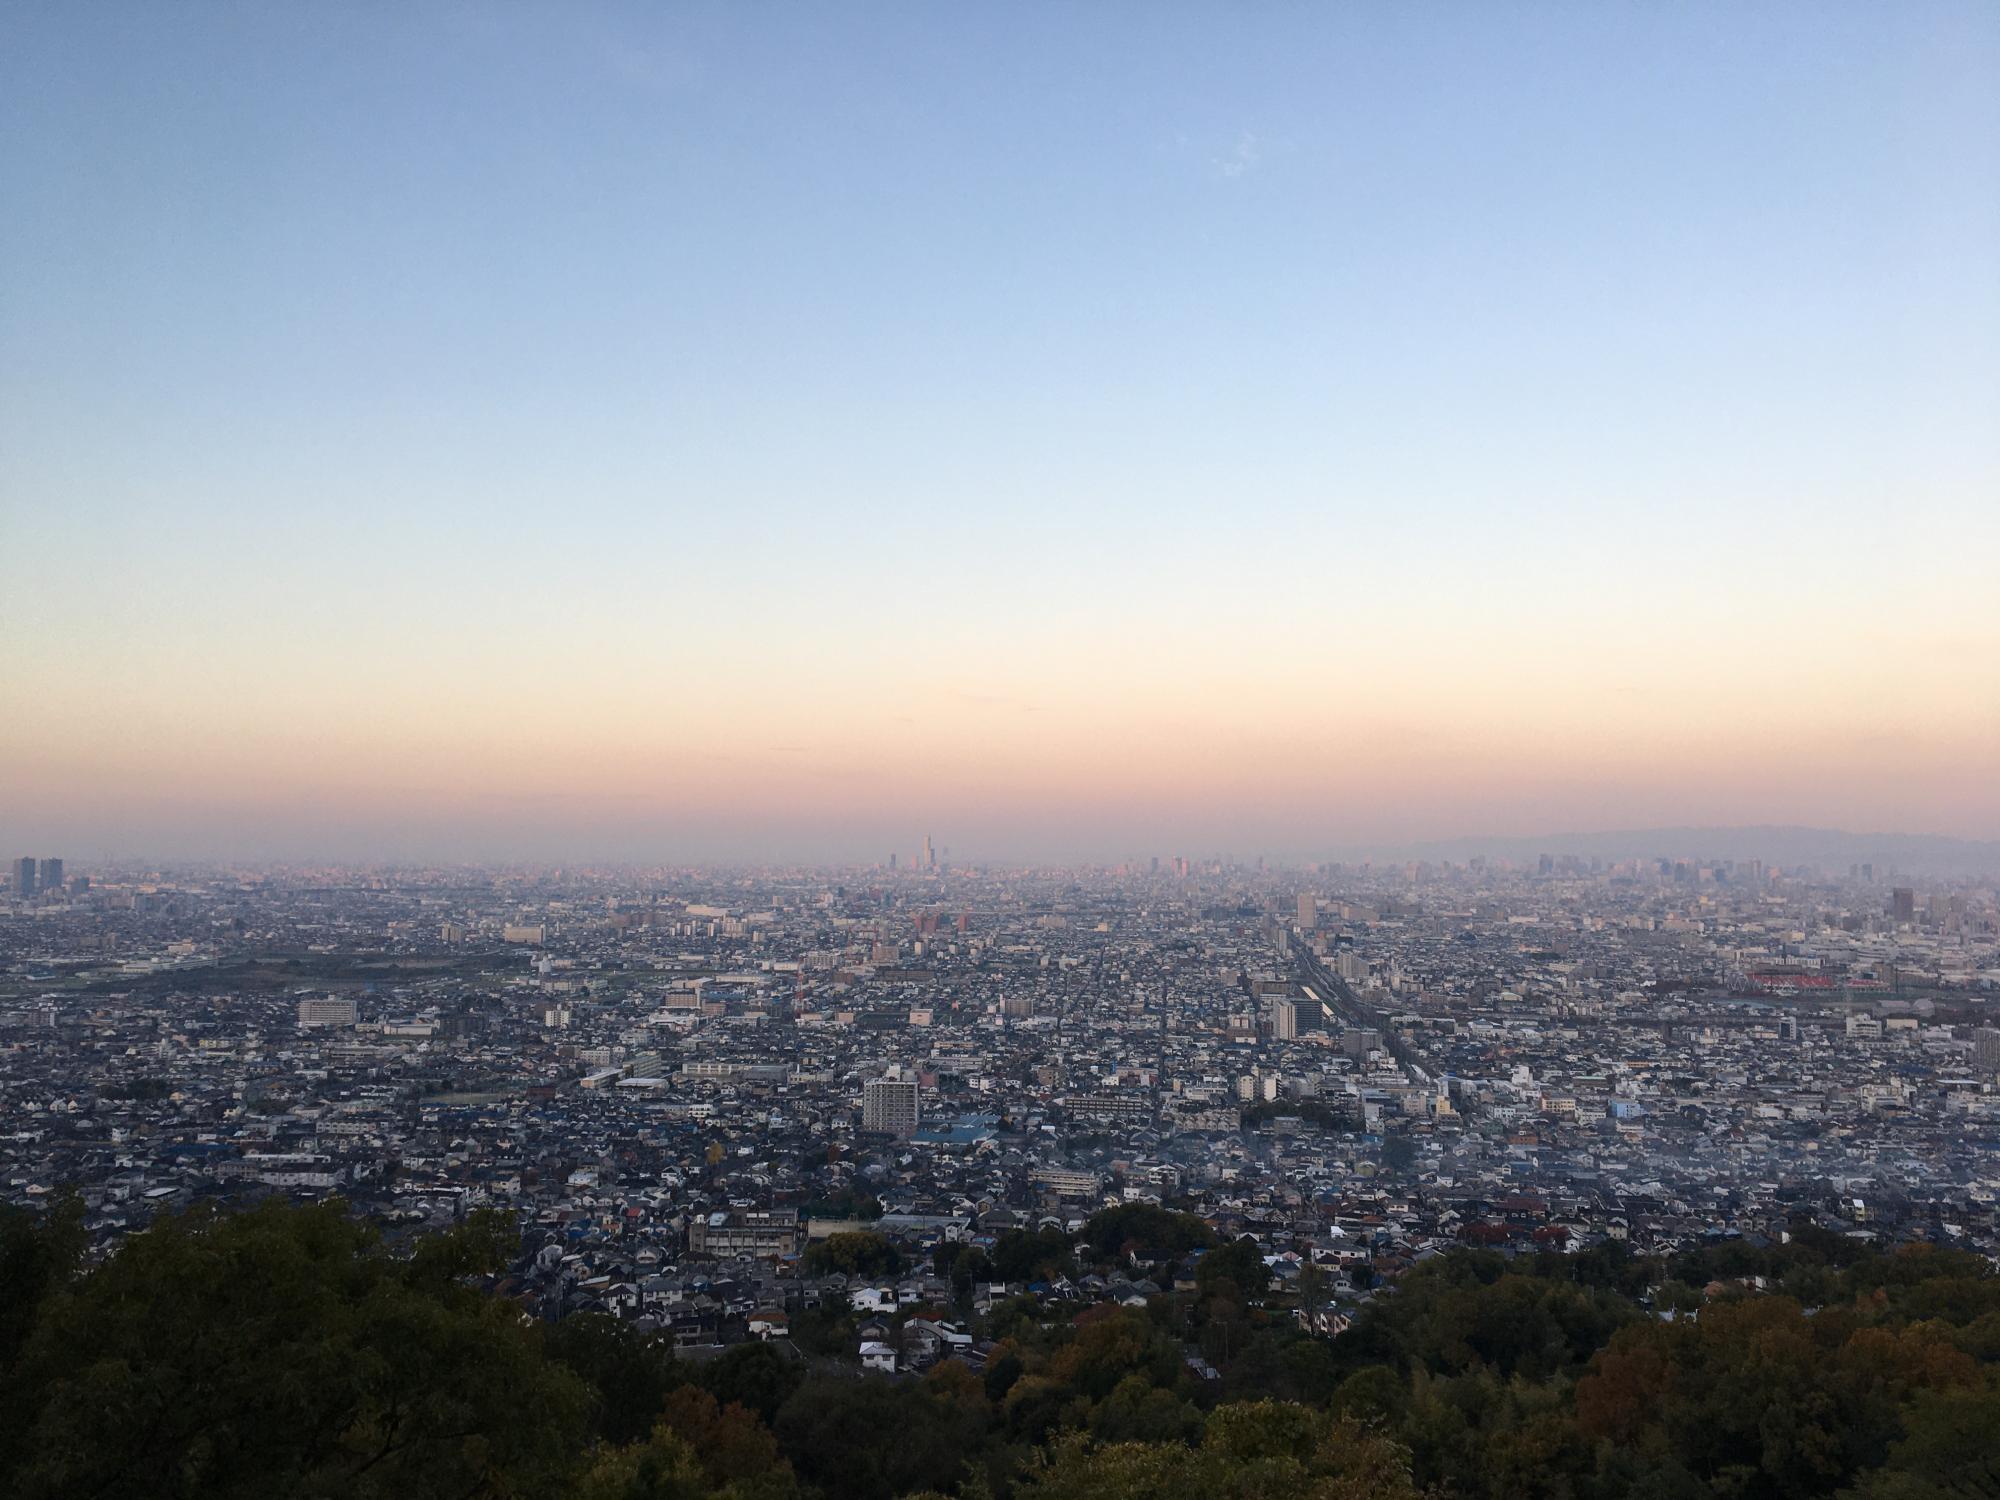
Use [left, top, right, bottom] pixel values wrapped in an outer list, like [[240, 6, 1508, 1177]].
[[4, 3, 1997, 860]]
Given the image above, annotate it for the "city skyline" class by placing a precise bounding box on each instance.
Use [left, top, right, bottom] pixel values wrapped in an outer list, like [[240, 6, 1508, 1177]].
[[5, 3, 1997, 858], [11, 824, 2000, 881]]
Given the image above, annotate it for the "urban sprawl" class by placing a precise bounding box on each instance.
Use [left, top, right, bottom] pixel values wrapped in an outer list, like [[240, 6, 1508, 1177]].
[[4, 847, 1998, 1374]]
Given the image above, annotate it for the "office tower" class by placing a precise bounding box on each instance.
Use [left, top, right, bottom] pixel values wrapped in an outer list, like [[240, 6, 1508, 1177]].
[[12, 857, 35, 899], [889, 852, 897, 871], [1297, 892, 1315, 929], [863, 1069, 920, 1137], [37, 858, 63, 894], [923, 834, 935, 870], [1891, 888, 1916, 923]]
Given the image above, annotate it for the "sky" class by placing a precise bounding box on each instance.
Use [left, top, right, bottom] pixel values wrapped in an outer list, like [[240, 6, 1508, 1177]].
[[3, 2, 1997, 864]]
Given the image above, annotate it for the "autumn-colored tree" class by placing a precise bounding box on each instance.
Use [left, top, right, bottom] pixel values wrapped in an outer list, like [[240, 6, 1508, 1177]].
[[1574, 1341, 1675, 1445], [571, 1425, 709, 1500], [1016, 1401, 1421, 1500], [657, 1387, 795, 1493]]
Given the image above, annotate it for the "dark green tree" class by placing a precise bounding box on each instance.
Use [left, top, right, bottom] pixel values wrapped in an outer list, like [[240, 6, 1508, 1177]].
[[695, 1340, 805, 1427], [544, 1312, 683, 1444], [1196, 1236, 1270, 1301], [802, 1231, 902, 1279], [0, 1193, 85, 1370], [772, 1377, 989, 1500], [992, 1226, 1078, 1283], [1080, 1206, 1214, 1263], [1, 1199, 591, 1500]]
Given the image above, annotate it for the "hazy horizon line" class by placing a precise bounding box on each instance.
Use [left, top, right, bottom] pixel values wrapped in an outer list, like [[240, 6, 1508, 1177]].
[[18, 820, 2000, 875]]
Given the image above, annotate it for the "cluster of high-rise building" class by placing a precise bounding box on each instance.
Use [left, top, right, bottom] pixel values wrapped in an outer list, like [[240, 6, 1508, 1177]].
[[2, 849, 1996, 1360], [11, 856, 66, 901]]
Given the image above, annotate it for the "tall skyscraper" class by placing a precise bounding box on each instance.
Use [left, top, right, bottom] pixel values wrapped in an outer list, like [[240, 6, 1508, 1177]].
[[923, 834, 935, 870], [1891, 888, 1916, 923], [11, 857, 35, 899], [1297, 893, 1316, 929], [862, 1068, 920, 1137], [1271, 998, 1298, 1040], [37, 858, 63, 894]]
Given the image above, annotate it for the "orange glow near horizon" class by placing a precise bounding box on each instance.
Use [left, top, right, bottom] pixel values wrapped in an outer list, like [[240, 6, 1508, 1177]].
[[7, 599, 1996, 858]]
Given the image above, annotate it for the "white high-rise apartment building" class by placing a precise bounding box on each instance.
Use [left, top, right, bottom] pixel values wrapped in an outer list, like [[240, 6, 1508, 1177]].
[[1272, 998, 1298, 1040], [863, 1067, 920, 1137], [298, 997, 359, 1028]]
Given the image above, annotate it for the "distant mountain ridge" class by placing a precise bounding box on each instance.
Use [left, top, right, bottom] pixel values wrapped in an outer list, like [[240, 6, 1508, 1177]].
[[1352, 825, 2000, 878]]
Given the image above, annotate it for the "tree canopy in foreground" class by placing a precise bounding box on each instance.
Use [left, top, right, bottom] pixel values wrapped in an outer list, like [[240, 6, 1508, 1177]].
[[3, 1196, 1998, 1500]]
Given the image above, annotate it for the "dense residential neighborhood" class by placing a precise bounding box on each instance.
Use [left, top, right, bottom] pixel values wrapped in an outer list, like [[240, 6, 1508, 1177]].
[[4, 853, 1996, 1375]]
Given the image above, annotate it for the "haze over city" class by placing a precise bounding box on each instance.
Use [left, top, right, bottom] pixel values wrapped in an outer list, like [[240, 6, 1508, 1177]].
[[5, 2, 1997, 861], [10, 10, 2000, 1500]]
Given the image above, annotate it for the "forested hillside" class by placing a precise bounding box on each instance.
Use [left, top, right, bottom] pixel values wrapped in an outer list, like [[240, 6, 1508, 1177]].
[[2, 1198, 1995, 1499]]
